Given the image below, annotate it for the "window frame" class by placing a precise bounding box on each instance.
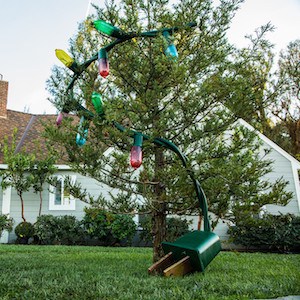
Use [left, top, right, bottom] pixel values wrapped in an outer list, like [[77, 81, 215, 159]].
[[49, 175, 76, 211]]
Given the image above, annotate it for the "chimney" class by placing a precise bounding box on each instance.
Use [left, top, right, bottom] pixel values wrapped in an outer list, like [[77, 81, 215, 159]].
[[0, 75, 8, 118]]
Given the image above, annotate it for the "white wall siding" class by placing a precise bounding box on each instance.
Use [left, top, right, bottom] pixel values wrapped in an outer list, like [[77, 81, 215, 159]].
[[0, 186, 12, 243], [75, 173, 113, 200], [7, 171, 114, 242], [0, 183, 2, 214], [175, 139, 300, 244], [260, 142, 300, 216]]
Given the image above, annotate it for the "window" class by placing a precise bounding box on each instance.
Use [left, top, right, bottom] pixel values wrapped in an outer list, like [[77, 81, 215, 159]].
[[49, 175, 76, 210]]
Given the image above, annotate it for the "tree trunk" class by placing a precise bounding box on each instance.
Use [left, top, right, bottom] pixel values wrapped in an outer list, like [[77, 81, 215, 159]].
[[39, 191, 43, 217], [198, 214, 203, 230], [288, 119, 300, 156], [152, 203, 167, 262], [152, 147, 167, 263], [18, 192, 26, 222]]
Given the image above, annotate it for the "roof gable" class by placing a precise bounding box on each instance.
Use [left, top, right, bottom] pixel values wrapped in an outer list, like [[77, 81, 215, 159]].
[[238, 119, 300, 169], [0, 109, 58, 164]]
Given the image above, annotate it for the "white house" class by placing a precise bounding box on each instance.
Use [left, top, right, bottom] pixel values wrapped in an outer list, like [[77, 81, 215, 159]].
[[1, 79, 300, 243], [186, 119, 300, 241]]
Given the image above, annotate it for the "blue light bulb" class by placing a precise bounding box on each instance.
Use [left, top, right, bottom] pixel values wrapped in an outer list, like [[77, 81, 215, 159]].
[[76, 116, 88, 146], [163, 31, 178, 60], [76, 133, 86, 146], [165, 44, 178, 59]]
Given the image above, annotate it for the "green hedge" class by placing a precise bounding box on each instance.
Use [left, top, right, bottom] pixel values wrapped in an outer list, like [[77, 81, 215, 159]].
[[139, 216, 191, 244], [32, 211, 137, 246], [0, 214, 13, 235], [21, 212, 192, 246], [34, 215, 85, 245], [228, 213, 300, 252], [82, 208, 137, 246]]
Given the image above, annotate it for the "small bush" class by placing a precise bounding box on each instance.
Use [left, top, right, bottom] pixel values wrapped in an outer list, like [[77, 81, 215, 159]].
[[139, 216, 191, 243], [82, 208, 136, 245], [110, 214, 137, 242], [228, 213, 300, 252], [82, 209, 111, 240], [166, 217, 192, 242], [0, 214, 13, 235], [15, 222, 34, 244], [34, 215, 85, 245]]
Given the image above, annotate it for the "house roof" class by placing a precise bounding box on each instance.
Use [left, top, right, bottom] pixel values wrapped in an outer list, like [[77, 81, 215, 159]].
[[1, 110, 299, 170], [0, 109, 62, 164]]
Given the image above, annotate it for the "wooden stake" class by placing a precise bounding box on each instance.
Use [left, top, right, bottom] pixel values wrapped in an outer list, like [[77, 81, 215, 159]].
[[163, 256, 194, 277], [148, 252, 174, 275]]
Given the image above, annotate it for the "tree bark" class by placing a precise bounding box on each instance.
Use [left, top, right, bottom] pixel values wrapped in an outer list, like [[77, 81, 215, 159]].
[[152, 202, 167, 262], [288, 119, 300, 156], [152, 146, 167, 262], [39, 191, 43, 217], [18, 192, 26, 222]]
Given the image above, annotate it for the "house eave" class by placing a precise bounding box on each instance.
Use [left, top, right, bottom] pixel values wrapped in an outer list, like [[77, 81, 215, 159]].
[[238, 119, 300, 169], [0, 164, 72, 170], [54, 164, 72, 170]]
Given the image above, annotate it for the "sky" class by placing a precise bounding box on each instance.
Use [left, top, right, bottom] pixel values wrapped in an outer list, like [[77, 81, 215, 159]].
[[0, 0, 299, 115]]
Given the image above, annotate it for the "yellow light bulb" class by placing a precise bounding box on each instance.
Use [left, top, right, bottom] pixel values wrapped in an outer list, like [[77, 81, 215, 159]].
[[55, 49, 74, 67]]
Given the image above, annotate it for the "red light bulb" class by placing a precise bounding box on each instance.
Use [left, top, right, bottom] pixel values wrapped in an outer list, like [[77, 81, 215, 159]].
[[99, 57, 109, 78], [130, 146, 142, 169], [98, 49, 109, 78]]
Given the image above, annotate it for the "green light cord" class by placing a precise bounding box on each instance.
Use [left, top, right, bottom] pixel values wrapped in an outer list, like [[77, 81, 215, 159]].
[[61, 20, 212, 231]]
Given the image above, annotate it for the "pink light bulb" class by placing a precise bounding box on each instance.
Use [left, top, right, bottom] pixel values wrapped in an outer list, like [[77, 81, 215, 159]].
[[56, 112, 64, 126]]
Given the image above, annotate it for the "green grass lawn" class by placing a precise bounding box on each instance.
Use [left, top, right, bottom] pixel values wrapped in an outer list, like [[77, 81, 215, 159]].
[[0, 245, 299, 300]]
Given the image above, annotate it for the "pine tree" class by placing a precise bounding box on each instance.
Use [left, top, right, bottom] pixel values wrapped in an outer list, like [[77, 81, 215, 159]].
[[211, 23, 276, 131], [46, 0, 291, 261]]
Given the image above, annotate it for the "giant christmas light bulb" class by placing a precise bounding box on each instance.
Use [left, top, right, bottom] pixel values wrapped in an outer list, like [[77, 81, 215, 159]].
[[91, 92, 104, 116], [93, 19, 125, 39], [55, 49, 80, 73], [130, 133, 143, 169], [76, 116, 88, 147], [56, 112, 64, 126], [163, 31, 178, 60], [55, 49, 74, 67], [98, 49, 109, 78]]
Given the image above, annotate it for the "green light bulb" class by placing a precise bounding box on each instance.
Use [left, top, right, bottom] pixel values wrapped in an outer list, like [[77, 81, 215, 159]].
[[93, 20, 125, 39], [91, 92, 104, 116]]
